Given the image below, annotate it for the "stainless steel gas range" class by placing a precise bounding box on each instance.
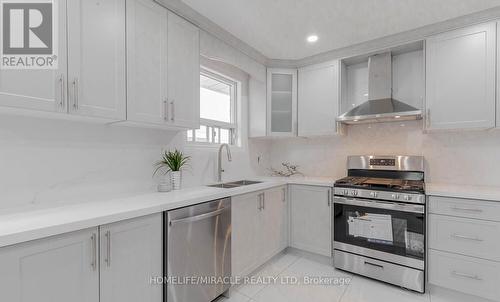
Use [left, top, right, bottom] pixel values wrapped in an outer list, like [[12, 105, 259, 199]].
[[333, 155, 426, 293]]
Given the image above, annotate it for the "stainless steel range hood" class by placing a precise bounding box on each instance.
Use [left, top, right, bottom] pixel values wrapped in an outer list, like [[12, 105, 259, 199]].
[[337, 52, 422, 124]]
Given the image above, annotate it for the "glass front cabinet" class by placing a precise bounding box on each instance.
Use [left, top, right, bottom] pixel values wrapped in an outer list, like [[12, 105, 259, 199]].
[[266, 68, 297, 136]]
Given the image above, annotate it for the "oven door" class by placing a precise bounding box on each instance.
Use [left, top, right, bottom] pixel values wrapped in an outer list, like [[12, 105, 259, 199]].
[[333, 196, 425, 269]]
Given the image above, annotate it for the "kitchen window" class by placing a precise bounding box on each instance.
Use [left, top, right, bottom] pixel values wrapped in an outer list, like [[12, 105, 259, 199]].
[[187, 69, 237, 145]]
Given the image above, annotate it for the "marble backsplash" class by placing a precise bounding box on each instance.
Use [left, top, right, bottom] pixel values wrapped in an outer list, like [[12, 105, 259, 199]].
[[263, 120, 500, 187]]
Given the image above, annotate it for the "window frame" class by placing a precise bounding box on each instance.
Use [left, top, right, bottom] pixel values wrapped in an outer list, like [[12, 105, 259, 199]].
[[187, 67, 238, 146]]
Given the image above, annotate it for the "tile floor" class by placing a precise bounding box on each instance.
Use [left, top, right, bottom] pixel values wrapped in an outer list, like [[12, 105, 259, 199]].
[[216, 249, 473, 302]]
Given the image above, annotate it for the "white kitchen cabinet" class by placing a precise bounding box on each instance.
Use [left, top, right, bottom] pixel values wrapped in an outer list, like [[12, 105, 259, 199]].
[[267, 68, 297, 136], [249, 78, 267, 137], [126, 0, 168, 125], [100, 213, 162, 302], [262, 186, 288, 259], [0, 0, 67, 113], [232, 186, 288, 277], [425, 22, 496, 130], [290, 185, 332, 257], [67, 0, 126, 120], [0, 228, 99, 302], [298, 61, 339, 136], [167, 11, 200, 129], [232, 190, 262, 277], [429, 250, 500, 302], [428, 195, 500, 301], [127, 2, 200, 129]]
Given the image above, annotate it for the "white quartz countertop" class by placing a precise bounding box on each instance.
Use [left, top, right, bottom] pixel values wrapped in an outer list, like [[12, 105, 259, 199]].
[[0, 177, 334, 248], [426, 183, 500, 202]]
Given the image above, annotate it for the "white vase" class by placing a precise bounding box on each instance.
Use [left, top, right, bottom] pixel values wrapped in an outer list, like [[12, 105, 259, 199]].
[[171, 171, 182, 190], [157, 174, 171, 192]]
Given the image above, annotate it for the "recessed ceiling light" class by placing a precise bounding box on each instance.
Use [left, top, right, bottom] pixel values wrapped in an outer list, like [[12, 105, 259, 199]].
[[307, 35, 318, 43]]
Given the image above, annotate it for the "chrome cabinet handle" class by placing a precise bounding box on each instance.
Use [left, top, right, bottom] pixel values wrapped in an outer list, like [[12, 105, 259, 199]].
[[258, 193, 264, 210], [452, 271, 482, 281], [282, 188, 286, 202], [72, 78, 79, 110], [327, 189, 331, 207], [170, 100, 175, 121], [451, 206, 483, 213], [426, 108, 431, 128], [58, 75, 65, 109], [105, 230, 111, 267], [451, 234, 484, 242], [90, 233, 97, 271], [163, 99, 168, 121]]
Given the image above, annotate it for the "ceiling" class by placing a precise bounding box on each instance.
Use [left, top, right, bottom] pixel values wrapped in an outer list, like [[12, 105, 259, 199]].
[[181, 0, 500, 60]]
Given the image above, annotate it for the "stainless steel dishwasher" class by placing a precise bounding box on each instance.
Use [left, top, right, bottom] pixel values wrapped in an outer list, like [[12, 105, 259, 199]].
[[165, 198, 231, 302]]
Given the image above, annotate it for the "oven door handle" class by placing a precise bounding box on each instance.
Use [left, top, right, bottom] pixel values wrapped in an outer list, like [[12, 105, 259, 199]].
[[334, 197, 425, 214]]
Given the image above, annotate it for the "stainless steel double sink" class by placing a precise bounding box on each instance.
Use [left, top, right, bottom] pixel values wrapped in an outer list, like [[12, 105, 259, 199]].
[[207, 180, 262, 189]]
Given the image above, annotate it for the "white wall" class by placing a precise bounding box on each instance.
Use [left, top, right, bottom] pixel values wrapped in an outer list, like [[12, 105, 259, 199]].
[[0, 31, 270, 210], [263, 121, 500, 187]]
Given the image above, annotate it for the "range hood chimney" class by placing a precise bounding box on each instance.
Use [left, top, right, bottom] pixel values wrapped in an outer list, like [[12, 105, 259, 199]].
[[337, 52, 422, 124]]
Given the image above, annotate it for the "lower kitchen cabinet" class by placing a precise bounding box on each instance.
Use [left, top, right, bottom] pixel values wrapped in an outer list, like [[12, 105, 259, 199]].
[[290, 185, 332, 257], [428, 195, 500, 301], [232, 186, 288, 277], [0, 214, 163, 302], [100, 213, 163, 302], [0, 228, 100, 302]]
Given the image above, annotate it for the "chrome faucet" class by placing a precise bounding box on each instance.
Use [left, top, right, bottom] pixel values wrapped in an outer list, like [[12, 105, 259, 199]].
[[217, 144, 232, 182]]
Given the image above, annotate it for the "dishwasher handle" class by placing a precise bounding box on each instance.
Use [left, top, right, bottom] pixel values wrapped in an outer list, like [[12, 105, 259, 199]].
[[169, 207, 228, 226]]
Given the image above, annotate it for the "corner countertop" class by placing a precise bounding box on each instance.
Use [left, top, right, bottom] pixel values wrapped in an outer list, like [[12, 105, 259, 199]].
[[0, 177, 334, 248], [426, 183, 500, 202]]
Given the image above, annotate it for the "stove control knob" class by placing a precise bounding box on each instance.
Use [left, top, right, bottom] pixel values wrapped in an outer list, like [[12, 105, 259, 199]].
[[351, 190, 358, 196], [370, 192, 378, 198], [391, 194, 400, 200], [403, 195, 412, 201], [343, 189, 349, 195]]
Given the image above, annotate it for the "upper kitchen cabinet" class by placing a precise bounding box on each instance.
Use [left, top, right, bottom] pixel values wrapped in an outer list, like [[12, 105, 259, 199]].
[[0, 0, 67, 114], [298, 60, 340, 136], [166, 12, 200, 129], [127, 0, 200, 129], [0, 0, 126, 122], [426, 22, 496, 130], [67, 0, 126, 120], [267, 68, 297, 136], [126, 0, 168, 125]]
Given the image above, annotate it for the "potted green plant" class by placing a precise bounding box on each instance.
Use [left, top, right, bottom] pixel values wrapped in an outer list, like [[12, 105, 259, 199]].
[[154, 149, 190, 191]]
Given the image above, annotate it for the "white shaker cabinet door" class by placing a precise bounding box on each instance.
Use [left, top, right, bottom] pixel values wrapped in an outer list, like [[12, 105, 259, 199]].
[[126, 0, 168, 124], [290, 185, 332, 257], [425, 22, 496, 130], [0, 0, 68, 113], [298, 61, 339, 137], [262, 186, 288, 260], [0, 228, 99, 302], [100, 213, 163, 302], [231, 191, 262, 277], [67, 0, 126, 120], [167, 11, 200, 129]]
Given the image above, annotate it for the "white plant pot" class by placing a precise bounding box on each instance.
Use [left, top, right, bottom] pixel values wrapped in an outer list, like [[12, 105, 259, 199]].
[[171, 171, 182, 190]]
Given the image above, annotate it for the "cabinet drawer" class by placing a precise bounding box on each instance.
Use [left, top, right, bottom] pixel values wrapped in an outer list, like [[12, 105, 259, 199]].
[[429, 249, 500, 302], [428, 196, 500, 221], [429, 214, 500, 261]]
